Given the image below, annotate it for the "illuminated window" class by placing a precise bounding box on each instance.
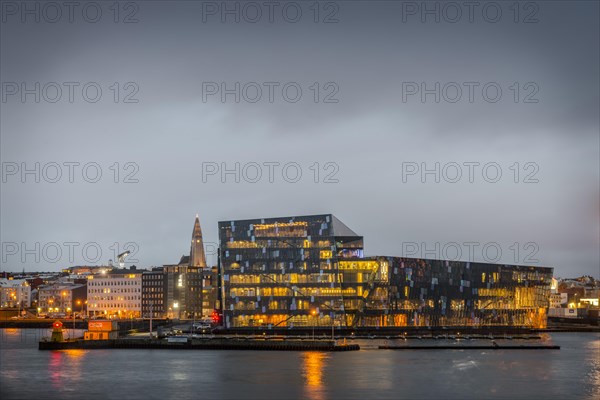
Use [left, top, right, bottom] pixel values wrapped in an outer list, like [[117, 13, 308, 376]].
[[320, 250, 332, 259]]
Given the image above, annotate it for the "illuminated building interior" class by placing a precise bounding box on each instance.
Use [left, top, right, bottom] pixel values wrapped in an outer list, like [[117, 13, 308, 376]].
[[219, 214, 553, 328], [219, 214, 553, 330], [87, 271, 142, 318]]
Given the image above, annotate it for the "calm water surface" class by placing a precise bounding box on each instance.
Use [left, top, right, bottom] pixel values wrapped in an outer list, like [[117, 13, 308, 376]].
[[1, 330, 598, 399]]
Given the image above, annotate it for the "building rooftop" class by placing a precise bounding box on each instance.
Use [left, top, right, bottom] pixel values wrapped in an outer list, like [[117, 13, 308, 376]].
[[38, 283, 86, 291], [106, 268, 145, 275], [219, 213, 361, 237], [0, 278, 29, 287], [331, 215, 360, 237], [179, 255, 190, 265]]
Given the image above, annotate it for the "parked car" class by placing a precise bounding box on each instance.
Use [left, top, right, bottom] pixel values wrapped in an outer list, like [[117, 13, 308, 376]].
[[193, 322, 212, 333]]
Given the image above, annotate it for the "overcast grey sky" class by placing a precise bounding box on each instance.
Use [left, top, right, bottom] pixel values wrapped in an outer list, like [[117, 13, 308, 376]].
[[1, 1, 598, 278]]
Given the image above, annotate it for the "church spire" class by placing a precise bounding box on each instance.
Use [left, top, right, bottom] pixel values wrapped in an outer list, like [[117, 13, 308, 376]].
[[190, 214, 207, 267]]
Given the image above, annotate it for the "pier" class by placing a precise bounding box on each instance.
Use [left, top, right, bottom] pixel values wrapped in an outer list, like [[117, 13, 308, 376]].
[[39, 337, 360, 352], [379, 344, 560, 350]]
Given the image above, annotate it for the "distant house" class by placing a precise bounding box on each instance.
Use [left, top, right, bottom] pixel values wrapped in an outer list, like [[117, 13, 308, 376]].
[[0, 279, 31, 308], [38, 283, 87, 315]]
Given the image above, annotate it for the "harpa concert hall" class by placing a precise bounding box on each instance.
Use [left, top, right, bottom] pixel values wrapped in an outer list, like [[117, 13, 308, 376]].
[[218, 214, 553, 331]]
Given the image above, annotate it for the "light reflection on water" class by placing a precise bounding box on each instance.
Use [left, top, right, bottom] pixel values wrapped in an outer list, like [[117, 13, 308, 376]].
[[301, 352, 328, 400], [0, 331, 598, 400], [48, 348, 86, 391], [586, 337, 600, 397], [49, 351, 63, 390]]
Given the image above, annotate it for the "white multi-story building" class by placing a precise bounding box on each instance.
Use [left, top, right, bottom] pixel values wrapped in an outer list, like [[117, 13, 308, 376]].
[[549, 292, 565, 309], [0, 279, 31, 308], [87, 268, 143, 318]]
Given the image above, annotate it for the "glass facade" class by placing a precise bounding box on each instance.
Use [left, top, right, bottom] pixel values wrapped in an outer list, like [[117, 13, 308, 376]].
[[219, 214, 552, 330], [347, 257, 552, 329]]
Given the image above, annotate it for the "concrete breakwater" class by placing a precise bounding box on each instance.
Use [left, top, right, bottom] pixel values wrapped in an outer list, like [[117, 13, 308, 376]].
[[379, 344, 560, 350], [5, 319, 598, 333], [39, 337, 360, 352]]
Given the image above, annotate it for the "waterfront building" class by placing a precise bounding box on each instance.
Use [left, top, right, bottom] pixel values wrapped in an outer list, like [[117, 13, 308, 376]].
[[141, 267, 167, 318], [86, 267, 143, 318], [0, 279, 31, 308], [219, 214, 553, 330], [549, 292, 565, 309], [202, 266, 218, 317], [38, 282, 86, 315], [162, 258, 203, 319], [580, 290, 599, 307], [139, 215, 207, 319], [84, 320, 119, 340], [549, 276, 600, 320]]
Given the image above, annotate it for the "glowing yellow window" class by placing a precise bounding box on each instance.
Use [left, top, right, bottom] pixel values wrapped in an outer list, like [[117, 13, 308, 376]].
[[320, 250, 332, 259]]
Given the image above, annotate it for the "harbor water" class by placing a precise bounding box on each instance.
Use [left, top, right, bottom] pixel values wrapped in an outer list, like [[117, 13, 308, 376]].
[[1, 330, 598, 399]]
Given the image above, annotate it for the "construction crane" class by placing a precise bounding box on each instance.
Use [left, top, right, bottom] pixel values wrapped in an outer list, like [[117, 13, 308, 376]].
[[117, 251, 130, 268]]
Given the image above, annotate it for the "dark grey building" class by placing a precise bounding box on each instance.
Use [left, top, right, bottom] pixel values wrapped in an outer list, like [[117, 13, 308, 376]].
[[142, 267, 167, 318], [219, 214, 553, 330]]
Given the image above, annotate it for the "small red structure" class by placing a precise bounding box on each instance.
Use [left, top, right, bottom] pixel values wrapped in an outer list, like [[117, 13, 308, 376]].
[[51, 320, 64, 342], [211, 310, 222, 325]]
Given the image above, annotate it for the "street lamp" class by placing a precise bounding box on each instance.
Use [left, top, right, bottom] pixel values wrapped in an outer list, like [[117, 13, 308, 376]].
[[68, 306, 75, 339], [61, 291, 67, 314], [331, 312, 335, 342], [75, 300, 83, 336], [149, 303, 154, 339], [311, 310, 316, 341]]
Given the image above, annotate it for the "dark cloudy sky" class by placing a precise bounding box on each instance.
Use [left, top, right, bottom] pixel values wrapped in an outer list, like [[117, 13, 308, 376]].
[[1, 1, 598, 278]]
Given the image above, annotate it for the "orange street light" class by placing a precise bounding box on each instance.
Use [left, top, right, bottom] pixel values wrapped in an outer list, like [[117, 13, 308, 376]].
[[311, 310, 317, 340]]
